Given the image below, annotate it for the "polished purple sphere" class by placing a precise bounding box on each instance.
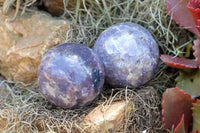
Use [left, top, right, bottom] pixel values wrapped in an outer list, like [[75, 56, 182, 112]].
[[38, 43, 105, 109], [94, 22, 159, 87]]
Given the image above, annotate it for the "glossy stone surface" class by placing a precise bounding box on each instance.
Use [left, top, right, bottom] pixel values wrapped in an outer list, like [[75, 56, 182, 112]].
[[38, 43, 105, 109], [94, 22, 159, 87]]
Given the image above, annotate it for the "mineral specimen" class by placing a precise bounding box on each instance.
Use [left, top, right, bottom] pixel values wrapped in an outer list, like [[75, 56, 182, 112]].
[[38, 43, 105, 109], [94, 22, 159, 87]]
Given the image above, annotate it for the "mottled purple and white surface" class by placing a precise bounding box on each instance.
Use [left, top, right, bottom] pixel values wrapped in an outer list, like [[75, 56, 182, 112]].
[[38, 43, 105, 109], [94, 22, 159, 87]]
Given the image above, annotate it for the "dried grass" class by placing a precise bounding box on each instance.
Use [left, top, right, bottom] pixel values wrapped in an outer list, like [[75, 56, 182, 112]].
[[0, 0, 195, 132], [0, 82, 167, 133]]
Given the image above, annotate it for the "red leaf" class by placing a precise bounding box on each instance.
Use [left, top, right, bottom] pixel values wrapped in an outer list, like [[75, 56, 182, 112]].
[[197, 20, 200, 33], [165, 0, 200, 36], [160, 54, 198, 69], [191, 131, 200, 133], [162, 87, 194, 132], [187, 0, 200, 34], [193, 39, 200, 66], [173, 115, 186, 133]]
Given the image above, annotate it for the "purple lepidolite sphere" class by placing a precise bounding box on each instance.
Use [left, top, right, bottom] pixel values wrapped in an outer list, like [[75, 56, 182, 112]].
[[38, 43, 105, 109], [94, 22, 159, 87]]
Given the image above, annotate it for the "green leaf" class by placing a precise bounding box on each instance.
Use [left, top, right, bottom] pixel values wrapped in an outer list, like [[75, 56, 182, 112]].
[[192, 100, 200, 132], [176, 69, 200, 97], [185, 43, 193, 58]]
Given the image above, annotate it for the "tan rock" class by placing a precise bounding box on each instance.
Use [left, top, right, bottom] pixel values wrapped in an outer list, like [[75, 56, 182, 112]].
[[42, 0, 79, 16], [81, 101, 131, 133], [0, 9, 70, 83]]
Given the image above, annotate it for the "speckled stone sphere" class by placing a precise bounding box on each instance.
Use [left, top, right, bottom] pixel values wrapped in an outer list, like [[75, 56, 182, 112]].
[[94, 22, 159, 87], [38, 43, 105, 109]]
